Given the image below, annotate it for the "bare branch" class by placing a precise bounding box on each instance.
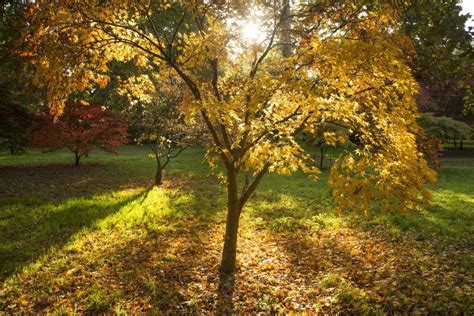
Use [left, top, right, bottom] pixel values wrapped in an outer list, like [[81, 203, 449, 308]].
[[239, 165, 269, 210]]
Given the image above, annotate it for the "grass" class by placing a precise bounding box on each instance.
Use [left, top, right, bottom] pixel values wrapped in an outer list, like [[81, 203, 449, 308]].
[[0, 145, 472, 313]]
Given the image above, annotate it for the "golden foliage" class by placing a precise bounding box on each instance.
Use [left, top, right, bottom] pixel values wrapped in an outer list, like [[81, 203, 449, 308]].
[[22, 0, 435, 212]]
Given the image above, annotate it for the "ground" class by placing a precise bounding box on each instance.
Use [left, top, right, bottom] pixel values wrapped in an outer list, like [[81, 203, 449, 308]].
[[0, 145, 473, 314]]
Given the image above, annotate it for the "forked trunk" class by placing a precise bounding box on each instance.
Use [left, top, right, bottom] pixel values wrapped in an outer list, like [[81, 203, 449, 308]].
[[220, 167, 242, 275], [220, 164, 267, 275]]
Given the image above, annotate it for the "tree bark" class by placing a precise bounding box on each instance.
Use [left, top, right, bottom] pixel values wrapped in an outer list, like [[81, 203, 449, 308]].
[[155, 164, 163, 186], [279, 0, 292, 58], [75, 151, 80, 167], [320, 146, 326, 170], [220, 166, 242, 275]]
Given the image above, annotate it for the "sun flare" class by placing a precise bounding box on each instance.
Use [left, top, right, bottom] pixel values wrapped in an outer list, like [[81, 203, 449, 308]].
[[241, 20, 266, 44]]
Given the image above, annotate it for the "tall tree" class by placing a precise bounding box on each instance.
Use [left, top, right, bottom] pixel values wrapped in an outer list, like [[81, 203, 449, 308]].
[[23, 0, 435, 275]]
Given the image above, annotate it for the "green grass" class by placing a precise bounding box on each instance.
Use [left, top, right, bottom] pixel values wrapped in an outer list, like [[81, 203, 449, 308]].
[[0, 146, 472, 314]]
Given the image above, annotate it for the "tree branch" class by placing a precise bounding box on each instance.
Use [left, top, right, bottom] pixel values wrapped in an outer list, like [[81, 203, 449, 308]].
[[239, 165, 269, 210]]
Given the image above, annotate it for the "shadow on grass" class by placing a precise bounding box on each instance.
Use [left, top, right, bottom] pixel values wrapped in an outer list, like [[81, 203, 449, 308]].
[[1, 174, 229, 313], [0, 159, 164, 282], [0, 188, 151, 281], [372, 190, 474, 242], [250, 166, 474, 243], [244, 175, 474, 313], [0, 163, 151, 202], [1, 162, 472, 313]]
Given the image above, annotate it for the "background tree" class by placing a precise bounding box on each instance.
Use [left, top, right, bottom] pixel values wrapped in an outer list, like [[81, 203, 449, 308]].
[[418, 113, 472, 149], [84, 58, 206, 185], [119, 73, 204, 186], [304, 124, 349, 170], [0, 1, 43, 153], [24, 0, 435, 275], [402, 0, 474, 120], [0, 93, 32, 155], [31, 100, 128, 166]]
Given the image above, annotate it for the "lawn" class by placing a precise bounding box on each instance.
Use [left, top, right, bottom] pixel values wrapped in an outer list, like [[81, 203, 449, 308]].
[[0, 146, 473, 314]]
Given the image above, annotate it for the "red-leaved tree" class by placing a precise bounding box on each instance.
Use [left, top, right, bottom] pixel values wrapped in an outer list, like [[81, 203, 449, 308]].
[[31, 100, 128, 166]]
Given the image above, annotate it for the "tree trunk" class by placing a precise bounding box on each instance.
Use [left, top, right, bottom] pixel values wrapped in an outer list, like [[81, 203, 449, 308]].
[[75, 151, 80, 167], [454, 136, 457, 147], [155, 165, 163, 186], [279, 0, 292, 58], [154, 156, 163, 186], [220, 167, 242, 275], [460, 139, 464, 150], [320, 147, 326, 170]]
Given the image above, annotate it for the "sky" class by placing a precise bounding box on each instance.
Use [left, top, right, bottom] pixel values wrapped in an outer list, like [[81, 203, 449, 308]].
[[461, 0, 474, 28]]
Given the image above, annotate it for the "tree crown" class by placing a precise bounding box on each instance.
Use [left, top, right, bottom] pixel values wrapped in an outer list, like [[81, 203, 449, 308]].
[[23, 0, 436, 212]]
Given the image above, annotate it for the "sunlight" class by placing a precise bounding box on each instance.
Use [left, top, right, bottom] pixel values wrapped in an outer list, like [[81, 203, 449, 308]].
[[3, 1, 474, 313], [241, 20, 266, 44], [225, 16, 268, 55]]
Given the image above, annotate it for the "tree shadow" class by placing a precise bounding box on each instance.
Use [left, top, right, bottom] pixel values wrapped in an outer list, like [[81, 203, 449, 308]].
[[2, 162, 472, 313], [0, 162, 158, 281], [0, 163, 151, 202], [0, 188, 150, 281], [1, 172, 231, 313], [216, 272, 236, 314], [244, 182, 473, 314]]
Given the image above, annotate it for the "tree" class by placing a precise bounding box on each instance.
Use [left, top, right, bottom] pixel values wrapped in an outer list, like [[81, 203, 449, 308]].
[[401, 0, 474, 119], [119, 74, 203, 186], [0, 1, 43, 154], [304, 124, 349, 170], [418, 113, 472, 149], [31, 100, 128, 166], [23, 0, 435, 275], [66, 57, 203, 185], [0, 98, 32, 154]]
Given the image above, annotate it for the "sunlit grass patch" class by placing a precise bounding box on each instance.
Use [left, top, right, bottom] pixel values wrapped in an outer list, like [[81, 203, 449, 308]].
[[318, 272, 373, 313], [0, 146, 473, 314], [98, 187, 175, 232], [0, 188, 146, 279]]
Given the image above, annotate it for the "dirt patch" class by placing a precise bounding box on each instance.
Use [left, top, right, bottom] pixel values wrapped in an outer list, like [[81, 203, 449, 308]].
[[441, 148, 474, 158], [0, 162, 147, 201]]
